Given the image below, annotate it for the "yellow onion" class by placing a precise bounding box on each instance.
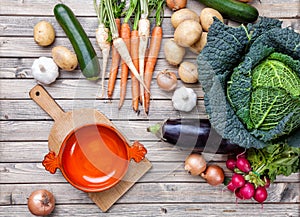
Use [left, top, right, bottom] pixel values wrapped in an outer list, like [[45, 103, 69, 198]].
[[184, 153, 207, 176], [166, 0, 187, 11]]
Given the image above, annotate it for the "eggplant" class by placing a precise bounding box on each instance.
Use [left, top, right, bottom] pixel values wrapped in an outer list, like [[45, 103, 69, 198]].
[[147, 119, 242, 154]]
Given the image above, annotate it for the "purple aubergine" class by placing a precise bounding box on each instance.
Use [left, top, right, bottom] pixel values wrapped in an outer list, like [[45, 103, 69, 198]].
[[147, 119, 242, 154]]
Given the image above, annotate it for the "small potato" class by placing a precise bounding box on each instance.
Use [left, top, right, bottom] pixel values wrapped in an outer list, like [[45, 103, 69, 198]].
[[52, 46, 78, 71], [178, 61, 198, 83], [190, 32, 208, 54], [164, 39, 186, 66], [200, 8, 223, 32], [171, 8, 199, 28], [33, 21, 55, 46], [174, 20, 202, 48]]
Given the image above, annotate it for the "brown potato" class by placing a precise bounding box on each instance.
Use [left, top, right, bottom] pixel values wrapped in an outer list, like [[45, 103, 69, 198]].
[[52, 46, 78, 71], [171, 8, 199, 29], [189, 32, 208, 54], [164, 39, 186, 66], [178, 61, 198, 83], [174, 20, 202, 48], [33, 21, 55, 46], [200, 8, 223, 32]]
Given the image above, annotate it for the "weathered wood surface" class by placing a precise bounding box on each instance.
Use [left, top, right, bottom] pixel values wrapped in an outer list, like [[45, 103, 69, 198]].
[[0, 0, 299, 216], [1, 203, 299, 217]]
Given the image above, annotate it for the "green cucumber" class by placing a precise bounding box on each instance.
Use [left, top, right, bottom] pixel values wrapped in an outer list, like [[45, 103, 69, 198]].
[[198, 0, 259, 23], [54, 4, 100, 80]]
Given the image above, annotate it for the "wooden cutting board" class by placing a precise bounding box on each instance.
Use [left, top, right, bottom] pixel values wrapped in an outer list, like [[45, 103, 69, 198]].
[[30, 85, 152, 212]]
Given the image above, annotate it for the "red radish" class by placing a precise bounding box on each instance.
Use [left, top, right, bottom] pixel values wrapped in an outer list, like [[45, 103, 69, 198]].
[[236, 157, 252, 173], [235, 188, 243, 199], [226, 158, 236, 171], [263, 176, 271, 188], [254, 186, 268, 203], [231, 173, 245, 188], [227, 180, 236, 192], [239, 182, 255, 199], [236, 149, 247, 159]]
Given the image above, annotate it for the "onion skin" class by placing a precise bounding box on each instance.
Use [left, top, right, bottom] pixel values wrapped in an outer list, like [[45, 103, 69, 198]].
[[27, 189, 55, 216], [157, 70, 178, 92], [166, 0, 187, 11], [201, 165, 225, 186], [184, 153, 207, 176]]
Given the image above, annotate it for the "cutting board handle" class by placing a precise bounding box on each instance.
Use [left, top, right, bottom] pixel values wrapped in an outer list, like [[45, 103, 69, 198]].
[[29, 85, 65, 121]]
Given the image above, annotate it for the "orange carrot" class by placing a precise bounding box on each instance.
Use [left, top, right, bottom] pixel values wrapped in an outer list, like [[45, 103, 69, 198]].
[[118, 22, 131, 109], [130, 29, 140, 112], [106, 0, 149, 97], [107, 18, 121, 99], [144, 26, 163, 115]]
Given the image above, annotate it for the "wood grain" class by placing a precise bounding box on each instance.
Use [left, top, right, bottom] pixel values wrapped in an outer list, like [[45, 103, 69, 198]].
[[1, 0, 299, 17], [1, 183, 299, 205], [1, 0, 299, 216], [1, 203, 299, 217], [1, 162, 299, 183], [0, 99, 207, 120], [0, 58, 181, 79], [1, 16, 299, 37], [0, 79, 204, 99]]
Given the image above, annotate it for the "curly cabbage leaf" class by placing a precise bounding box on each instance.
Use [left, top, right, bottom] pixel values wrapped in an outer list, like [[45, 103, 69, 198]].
[[197, 17, 300, 149]]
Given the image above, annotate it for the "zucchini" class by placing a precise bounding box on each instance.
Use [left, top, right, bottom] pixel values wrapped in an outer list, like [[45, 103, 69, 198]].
[[54, 4, 100, 80], [147, 119, 242, 154], [198, 0, 259, 23]]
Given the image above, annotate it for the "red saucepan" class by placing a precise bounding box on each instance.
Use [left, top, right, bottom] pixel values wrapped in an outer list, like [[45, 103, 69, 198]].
[[30, 85, 147, 192]]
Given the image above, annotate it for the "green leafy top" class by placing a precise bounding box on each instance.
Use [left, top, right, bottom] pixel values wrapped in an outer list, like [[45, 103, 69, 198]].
[[247, 143, 300, 182], [197, 17, 300, 149]]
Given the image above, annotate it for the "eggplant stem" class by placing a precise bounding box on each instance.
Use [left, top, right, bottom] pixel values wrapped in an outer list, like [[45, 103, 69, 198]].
[[147, 123, 161, 134]]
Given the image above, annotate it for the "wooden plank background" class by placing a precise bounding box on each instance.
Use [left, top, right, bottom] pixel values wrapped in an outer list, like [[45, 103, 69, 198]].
[[0, 0, 299, 216]]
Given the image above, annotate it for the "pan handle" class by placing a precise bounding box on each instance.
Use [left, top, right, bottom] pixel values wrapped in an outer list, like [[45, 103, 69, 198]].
[[29, 84, 65, 121], [128, 141, 147, 163], [42, 151, 59, 174]]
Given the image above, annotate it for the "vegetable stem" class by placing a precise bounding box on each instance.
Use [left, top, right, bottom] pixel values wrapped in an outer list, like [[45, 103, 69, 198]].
[[133, 4, 140, 31], [105, 0, 119, 39], [148, 0, 164, 26], [140, 0, 148, 19], [147, 123, 161, 134], [124, 0, 138, 23], [241, 24, 251, 41]]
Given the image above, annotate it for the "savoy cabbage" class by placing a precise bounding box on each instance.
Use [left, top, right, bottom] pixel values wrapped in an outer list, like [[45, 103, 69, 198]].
[[197, 17, 300, 149]]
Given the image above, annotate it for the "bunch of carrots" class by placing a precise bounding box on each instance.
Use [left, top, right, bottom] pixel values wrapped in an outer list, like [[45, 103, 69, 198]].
[[93, 0, 165, 115]]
